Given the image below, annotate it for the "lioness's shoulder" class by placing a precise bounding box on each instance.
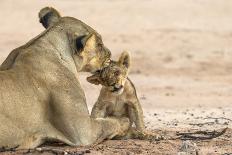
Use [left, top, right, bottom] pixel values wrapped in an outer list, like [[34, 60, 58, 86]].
[[0, 47, 22, 70]]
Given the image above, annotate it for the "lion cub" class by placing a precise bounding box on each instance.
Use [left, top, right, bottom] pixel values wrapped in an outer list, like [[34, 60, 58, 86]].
[[87, 51, 147, 139]]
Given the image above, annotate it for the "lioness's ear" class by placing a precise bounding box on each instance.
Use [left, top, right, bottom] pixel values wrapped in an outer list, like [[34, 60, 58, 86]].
[[39, 7, 61, 29], [86, 73, 101, 85], [75, 34, 96, 53], [118, 51, 131, 68]]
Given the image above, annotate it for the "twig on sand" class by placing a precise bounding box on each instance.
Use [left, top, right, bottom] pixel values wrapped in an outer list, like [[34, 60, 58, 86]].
[[189, 117, 231, 127], [175, 128, 227, 140], [189, 122, 215, 127], [35, 147, 90, 155], [204, 116, 232, 122], [36, 147, 67, 154], [0, 146, 18, 152]]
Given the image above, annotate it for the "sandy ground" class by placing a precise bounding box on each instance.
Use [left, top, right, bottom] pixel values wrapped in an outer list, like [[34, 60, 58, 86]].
[[0, 0, 232, 154]]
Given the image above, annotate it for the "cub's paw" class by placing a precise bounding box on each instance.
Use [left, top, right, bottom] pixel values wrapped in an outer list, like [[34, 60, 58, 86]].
[[135, 131, 164, 141]]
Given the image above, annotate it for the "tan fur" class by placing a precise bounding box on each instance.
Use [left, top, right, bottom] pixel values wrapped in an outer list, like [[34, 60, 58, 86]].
[[0, 7, 129, 149], [88, 52, 151, 139]]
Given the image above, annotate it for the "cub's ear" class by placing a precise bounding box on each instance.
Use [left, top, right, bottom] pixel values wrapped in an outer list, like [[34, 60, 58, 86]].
[[86, 73, 101, 85], [39, 7, 61, 29], [75, 33, 96, 54], [118, 51, 131, 68]]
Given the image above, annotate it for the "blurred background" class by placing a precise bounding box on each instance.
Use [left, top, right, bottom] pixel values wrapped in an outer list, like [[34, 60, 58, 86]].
[[0, 0, 232, 129]]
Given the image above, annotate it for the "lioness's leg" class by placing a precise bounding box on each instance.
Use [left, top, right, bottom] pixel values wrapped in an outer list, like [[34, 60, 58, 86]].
[[0, 114, 24, 148], [50, 83, 130, 145], [18, 133, 45, 150], [93, 117, 130, 143], [18, 129, 75, 150]]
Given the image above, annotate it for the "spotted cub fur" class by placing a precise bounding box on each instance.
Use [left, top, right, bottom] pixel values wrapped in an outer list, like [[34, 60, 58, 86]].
[[87, 51, 152, 139]]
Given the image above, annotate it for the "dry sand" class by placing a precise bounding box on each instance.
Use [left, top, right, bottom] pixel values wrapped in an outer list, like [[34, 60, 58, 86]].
[[0, 0, 232, 154]]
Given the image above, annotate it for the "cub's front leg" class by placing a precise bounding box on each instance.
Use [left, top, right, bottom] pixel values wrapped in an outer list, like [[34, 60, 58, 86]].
[[91, 100, 109, 119], [128, 98, 145, 131], [114, 99, 146, 140], [91, 88, 115, 119], [128, 99, 162, 140]]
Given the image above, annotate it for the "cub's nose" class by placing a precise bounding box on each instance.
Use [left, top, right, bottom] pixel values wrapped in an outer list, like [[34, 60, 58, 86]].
[[114, 85, 123, 91]]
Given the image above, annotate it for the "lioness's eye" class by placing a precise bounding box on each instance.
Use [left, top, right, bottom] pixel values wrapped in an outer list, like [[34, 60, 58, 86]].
[[95, 70, 101, 73]]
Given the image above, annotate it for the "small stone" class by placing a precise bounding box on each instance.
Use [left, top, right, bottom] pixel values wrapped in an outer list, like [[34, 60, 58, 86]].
[[140, 95, 146, 100], [179, 140, 198, 155], [35, 148, 42, 151], [165, 93, 170, 96], [64, 151, 68, 155], [224, 122, 229, 125]]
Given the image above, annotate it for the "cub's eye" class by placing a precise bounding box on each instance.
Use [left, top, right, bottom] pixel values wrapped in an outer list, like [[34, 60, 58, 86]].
[[97, 43, 103, 49], [97, 42, 103, 46], [114, 70, 120, 76], [110, 82, 116, 86]]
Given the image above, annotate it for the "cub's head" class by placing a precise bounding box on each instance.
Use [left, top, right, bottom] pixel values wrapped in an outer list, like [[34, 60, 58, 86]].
[[38, 7, 111, 73], [87, 51, 131, 94]]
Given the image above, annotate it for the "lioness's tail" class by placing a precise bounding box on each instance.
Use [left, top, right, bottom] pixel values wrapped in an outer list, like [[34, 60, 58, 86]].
[[39, 7, 61, 28]]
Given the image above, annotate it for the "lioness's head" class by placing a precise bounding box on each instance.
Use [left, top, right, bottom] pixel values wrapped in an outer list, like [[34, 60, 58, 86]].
[[38, 7, 111, 73], [87, 51, 131, 94]]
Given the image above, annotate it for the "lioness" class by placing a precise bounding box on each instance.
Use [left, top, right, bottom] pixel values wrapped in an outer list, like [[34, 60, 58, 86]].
[[87, 51, 149, 139], [0, 7, 130, 149]]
